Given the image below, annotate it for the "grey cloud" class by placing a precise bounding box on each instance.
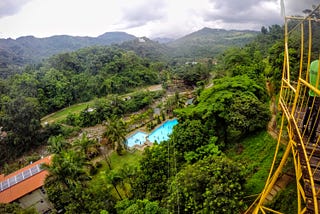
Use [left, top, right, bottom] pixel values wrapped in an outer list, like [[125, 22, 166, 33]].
[[204, 0, 281, 28], [120, 0, 167, 28], [0, 0, 31, 18], [212, 0, 259, 11], [285, 0, 319, 14]]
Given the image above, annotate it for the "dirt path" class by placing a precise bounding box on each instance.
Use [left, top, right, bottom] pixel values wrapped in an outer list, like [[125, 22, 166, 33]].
[[67, 124, 106, 143], [266, 81, 278, 140], [267, 96, 278, 139], [147, 84, 162, 91]]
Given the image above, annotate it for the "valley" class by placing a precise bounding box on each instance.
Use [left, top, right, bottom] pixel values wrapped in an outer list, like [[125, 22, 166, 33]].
[[0, 23, 300, 213]]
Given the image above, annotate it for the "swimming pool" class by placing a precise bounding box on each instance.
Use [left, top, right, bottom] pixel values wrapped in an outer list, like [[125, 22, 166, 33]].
[[126, 119, 179, 147], [147, 119, 178, 143], [126, 131, 148, 147]]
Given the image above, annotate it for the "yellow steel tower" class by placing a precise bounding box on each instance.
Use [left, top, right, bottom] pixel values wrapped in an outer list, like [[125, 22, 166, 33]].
[[247, 8, 320, 214]]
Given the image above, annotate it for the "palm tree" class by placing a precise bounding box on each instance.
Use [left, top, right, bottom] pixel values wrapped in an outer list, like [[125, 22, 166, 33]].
[[42, 151, 91, 211], [99, 140, 113, 170], [43, 150, 90, 190], [47, 134, 70, 154], [174, 92, 186, 109], [119, 164, 137, 197], [103, 115, 128, 155], [106, 170, 123, 200], [74, 133, 100, 160]]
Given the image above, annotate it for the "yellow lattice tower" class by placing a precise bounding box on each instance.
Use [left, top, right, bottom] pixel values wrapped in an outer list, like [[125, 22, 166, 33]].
[[246, 7, 320, 214]]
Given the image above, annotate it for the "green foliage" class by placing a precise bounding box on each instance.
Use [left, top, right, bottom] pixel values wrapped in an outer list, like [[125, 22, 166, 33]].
[[131, 142, 172, 201], [115, 199, 167, 214], [225, 131, 279, 196], [74, 133, 100, 160], [47, 134, 70, 154], [117, 37, 169, 62], [2, 47, 160, 115], [0, 32, 136, 78], [171, 119, 211, 164], [177, 75, 270, 145], [215, 46, 265, 84], [106, 170, 125, 200], [168, 28, 258, 59], [0, 203, 37, 214], [59, 181, 116, 214], [173, 63, 210, 86], [184, 137, 220, 164], [61, 91, 163, 128], [103, 116, 128, 155], [268, 181, 297, 213], [0, 96, 44, 165], [0, 21, 297, 213], [37, 68, 72, 112], [43, 146, 118, 213], [168, 156, 246, 213]]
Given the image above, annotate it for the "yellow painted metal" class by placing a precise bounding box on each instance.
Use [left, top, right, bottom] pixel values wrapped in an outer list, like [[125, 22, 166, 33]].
[[252, 119, 292, 214], [261, 206, 284, 214], [247, 11, 320, 213], [300, 79, 320, 97]]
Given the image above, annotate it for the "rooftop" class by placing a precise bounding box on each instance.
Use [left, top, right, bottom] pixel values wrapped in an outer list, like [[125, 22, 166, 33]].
[[0, 156, 51, 203]]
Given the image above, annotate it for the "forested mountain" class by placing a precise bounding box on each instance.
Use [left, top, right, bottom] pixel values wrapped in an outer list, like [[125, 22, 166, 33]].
[[151, 37, 174, 44], [0, 32, 136, 78], [167, 27, 259, 59], [116, 37, 172, 62], [117, 28, 260, 62], [0, 27, 261, 78]]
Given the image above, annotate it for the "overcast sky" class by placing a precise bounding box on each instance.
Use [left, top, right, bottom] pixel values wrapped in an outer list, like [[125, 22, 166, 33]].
[[0, 0, 318, 39]]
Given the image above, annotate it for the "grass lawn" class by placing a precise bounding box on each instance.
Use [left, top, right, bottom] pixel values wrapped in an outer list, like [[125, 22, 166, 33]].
[[226, 131, 284, 197], [40, 84, 163, 125], [41, 101, 94, 125], [90, 150, 143, 199], [109, 150, 143, 171], [93, 150, 143, 176]]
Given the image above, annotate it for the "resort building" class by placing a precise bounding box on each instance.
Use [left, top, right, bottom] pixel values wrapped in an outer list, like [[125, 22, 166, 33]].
[[0, 156, 52, 213]]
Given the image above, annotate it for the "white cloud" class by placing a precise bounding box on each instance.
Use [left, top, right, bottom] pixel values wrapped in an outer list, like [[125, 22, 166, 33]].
[[0, 0, 318, 39]]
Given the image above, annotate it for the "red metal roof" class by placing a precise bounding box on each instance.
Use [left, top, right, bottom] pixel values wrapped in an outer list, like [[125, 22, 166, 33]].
[[0, 156, 51, 203]]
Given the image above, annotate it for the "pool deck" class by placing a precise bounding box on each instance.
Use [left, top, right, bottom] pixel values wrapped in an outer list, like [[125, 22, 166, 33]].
[[131, 139, 153, 151]]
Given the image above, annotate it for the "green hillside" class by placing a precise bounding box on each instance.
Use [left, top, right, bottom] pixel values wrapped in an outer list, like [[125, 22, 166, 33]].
[[167, 27, 259, 59], [0, 32, 136, 78], [116, 37, 171, 62]]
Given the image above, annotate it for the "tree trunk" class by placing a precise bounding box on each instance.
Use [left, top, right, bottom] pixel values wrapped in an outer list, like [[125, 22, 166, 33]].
[[113, 184, 123, 200], [104, 153, 112, 170]]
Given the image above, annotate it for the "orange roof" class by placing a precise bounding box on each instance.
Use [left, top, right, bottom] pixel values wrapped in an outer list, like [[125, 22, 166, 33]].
[[0, 156, 51, 203]]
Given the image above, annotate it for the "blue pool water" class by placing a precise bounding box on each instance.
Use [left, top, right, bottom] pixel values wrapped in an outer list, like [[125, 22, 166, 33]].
[[126, 119, 179, 147], [126, 131, 148, 147], [147, 119, 178, 143]]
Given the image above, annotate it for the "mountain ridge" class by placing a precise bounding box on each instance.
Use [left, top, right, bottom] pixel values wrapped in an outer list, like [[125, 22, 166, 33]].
[[0, 32, 136, 77], [167, 27, 259, 59], [0, 27, 260, 78]]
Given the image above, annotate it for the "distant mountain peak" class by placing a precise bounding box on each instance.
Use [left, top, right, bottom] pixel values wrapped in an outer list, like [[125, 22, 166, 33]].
[[98, 31, 135, 38], [151, 37, 174, 44], [167, 27, 259, 58]]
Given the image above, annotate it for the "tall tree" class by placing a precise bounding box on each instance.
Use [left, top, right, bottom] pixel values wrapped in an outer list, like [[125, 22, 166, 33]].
[[43, 150, 90, 210], [168, 156, 246, 213], [74, 133, 100, 160], [0, 96, 42, 164], [103, 116, 128, 155], [106, 170, 124, 200], [47, 135, 70, 154]]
